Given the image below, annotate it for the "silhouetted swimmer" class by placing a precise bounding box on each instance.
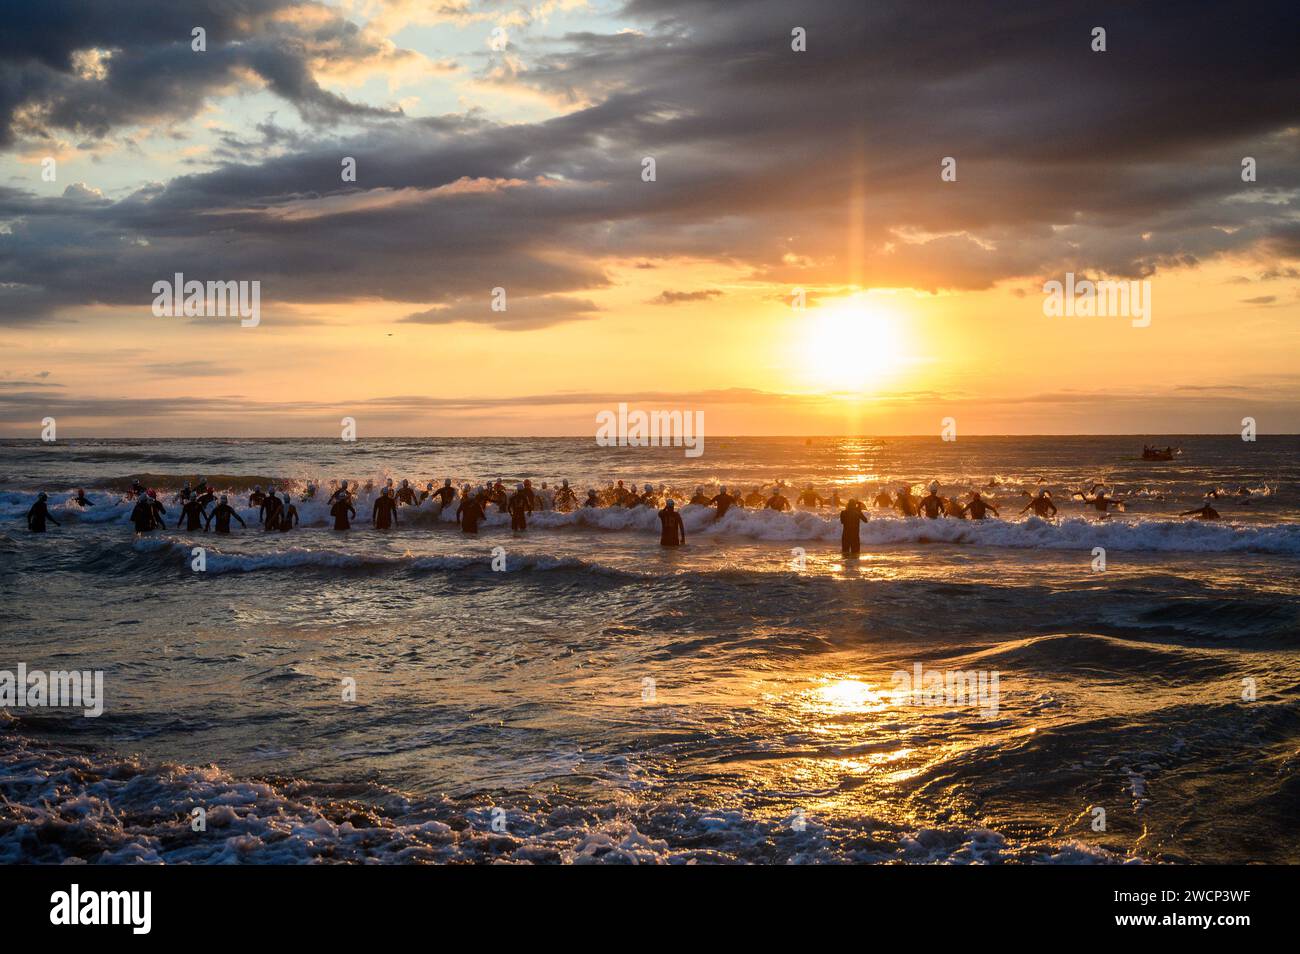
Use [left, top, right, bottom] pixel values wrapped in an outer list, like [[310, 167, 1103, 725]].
[[766, 489, 791, 511], [895, 486, 919, 517], [658, 498, 686, 546], [960, 492, 999, 520], [130, 495, 159, 533], [72, 488, 93, 508], [26, 493, 59, 532], [709, 486, 737, 521], [873, 489, 893, 509], [919, 481, 945, 519], [457, 493, 485, 533], [148, 492, 167, 526], [260, 491, 283, 531], [798, 485, 824, 508], [206, 496, 246, 533], [177, 497, 207, 531], [1019, 489, 1057, 519], [277, 494, 299, 532], [554, 479, 577, 511], [1181, 503, 1221, 520], [583, 490, 599, 508], [434, 479, 457, 509], [1081, 486, 1125, 514], [372, 487, 399, 530], [196, 486, 216, 510], [328, 481, 351, 505], [508, 483, 530, 531], [839, 498, 868, 556], [329, 495, 356, 530], [395, 479, 418, 506], [744, 487, 765, 508], [250, 485, 267, 508], [689, 486, 710, 506]]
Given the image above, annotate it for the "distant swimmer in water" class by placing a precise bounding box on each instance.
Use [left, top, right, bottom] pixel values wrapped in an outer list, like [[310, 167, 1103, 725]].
[[196, 485, 216, 510], [508, 483, 530, 531], [457, 492, 485, 533], [766, 488, 791, 511], [798, 485, 824, 508], [839, 498, 868, 556], [432, 479, 458, 511], [328, 480, 351, 504], [895, 485, 919, 517], [72, 488, 93, 508], [873, 489, 893, 509], [372, 487, 399, 530], [148, 491, 167, 526], [395, 479, 418, 506], [919, 481, 945, 519], [1080, 485, 1125, 515], [329, 494, 356, 530], [709, 486, 738, 521], [584, 489, 599, 508], [743, 487, 765, 508], [960, 491, 999, 520], [176, 495, 207, 531], [301, 483, 317, 501], [1019, 489, 1058, 519], [129, 479, 146, 499], [249, 485, 267, 508], [26, 492, 60, 532], [260, 491, 283, 531], [206, 496, 246, 533], [278, 493, 299, 532], [658, 498, 686, 546], [1181, 503, 1221, 520], [130, 494, 160, 533], [689, 486, 711, 506]]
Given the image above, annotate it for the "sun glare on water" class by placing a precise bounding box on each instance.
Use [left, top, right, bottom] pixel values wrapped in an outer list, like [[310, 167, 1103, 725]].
[[801, 297, 908, 391]]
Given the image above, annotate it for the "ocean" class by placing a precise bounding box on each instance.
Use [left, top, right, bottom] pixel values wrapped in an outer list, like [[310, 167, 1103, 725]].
[[1, 435, 1297, 864]]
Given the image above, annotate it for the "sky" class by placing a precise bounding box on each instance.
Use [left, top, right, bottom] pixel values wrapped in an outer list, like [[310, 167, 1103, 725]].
[[0, 0, 1297, 437]]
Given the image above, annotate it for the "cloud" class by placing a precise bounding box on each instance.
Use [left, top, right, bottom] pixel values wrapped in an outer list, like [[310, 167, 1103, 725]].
[[649, 289, 722, 304], [1240, 295, 1277, 304], [400, 294, 602, 330]]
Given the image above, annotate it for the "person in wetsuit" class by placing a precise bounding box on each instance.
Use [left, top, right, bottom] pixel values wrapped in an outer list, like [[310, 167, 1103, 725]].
[[1019, 489, 1058, 519], [260, 491, 283, 531], [554, 480, 577, 511], [26, 493, 60, 532], [176, 496, 207, 531], [709, 486, 737, 521], [196, 485, 216, 511], [395, 480, 418, 506], [583, 490, 599, 508], [130, 494, 159, 533], [457, 492, 486, 534], [1181, 502, 1221, 520], [277, 493, 299, 532], [508, 483, 530, 531], [919, 482, 946, 519], [766, 489, 791, 511], [960, 491, 999, 520], [147, 491, 167, 526], [839, 499, 868, 556], [249, 485, 267, 508], [72, 488, 93, 508], [798, 485, 824, 508], [689, 486, 711, 506], [743, 487, 765, 508], [872, 489, 893, 509], [206, 496, 246, 533], [658, 499, 686, 546], [895, 485, 919, 517], [328, 481, 351, 505], [432, 479, 457, 511], [372, 487, 399, 530], [329, 494, 356, 530]]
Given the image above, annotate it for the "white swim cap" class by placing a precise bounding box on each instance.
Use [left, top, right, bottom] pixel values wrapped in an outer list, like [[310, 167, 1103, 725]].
[[928, 480, 939, 493]]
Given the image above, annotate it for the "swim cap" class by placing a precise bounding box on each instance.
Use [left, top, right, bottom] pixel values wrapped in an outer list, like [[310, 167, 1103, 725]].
[[221, 495, 228, 503], [644, 483, 652, 492], [928, 480, 939, 493], [517, 483, 524, 491], [1036, 489, 1046, 498], [37, 491, 47, 500], [562, 479, 569, 487], [255, 485, 262, 491], [341, 480, 348, 488], [665, 499, 675, 508], [445, 478, 452, 486], [402, 479, 408, 487]]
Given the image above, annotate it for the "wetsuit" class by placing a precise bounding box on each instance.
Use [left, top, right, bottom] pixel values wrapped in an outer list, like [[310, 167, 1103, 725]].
[[434, 486, 458, 508], [689, 493, 710, 506], [554, 487, 577, 510], [919, 493, 945, 519], [372, 496, 398, 530], [330, 500, 356, 530], [508, 492, 529, 531], [249, 490, 267, 508], [395, 486, 418, 506], [840, 506, 868, 556], [130, 499, 157, 533], [206, 504, 246, 533], [1023, 498, 1057, 518], [260, 495, 283, 531], [798, 490, 823, 507], [709, 492, 737, 520], [27, 500, 59, 532], [73, 493, 93, 508], [766, 495, 791, 511], [196, 491, 216, 511], [658, 508, 685, 546], [457, 497, 485, 534], [896, 493, 919, 517], [744, 491, 764, 508], [583, 494, 599, 508], [177, 499, 207, 531], [278, 504, 298, 532], [962, 499, 997, 520]]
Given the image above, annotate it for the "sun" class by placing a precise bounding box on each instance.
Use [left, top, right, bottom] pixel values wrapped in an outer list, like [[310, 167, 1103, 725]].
[[800, 296, 908, 391]]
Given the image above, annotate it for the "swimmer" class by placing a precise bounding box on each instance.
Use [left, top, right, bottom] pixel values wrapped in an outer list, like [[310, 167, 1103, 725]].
[[372, 487, 399, 530], [278, 493, 299, 532], [709, 486, 738, 521], [1019, 489, 1058, 519], [329, 494, 356, 531], [658, 499, 686, 546], [960, 491, 999, 520], [839, 498, 868, 556], [206, 496, 247, 533], [918, 481, 945, 519], [508, 483, 530, 531], [798, 485, 824, 508], [766, 489, 791, 511], [457, 492, 486, 533], [26, 492, 60, 532], [1181, 503, 1221, 520]]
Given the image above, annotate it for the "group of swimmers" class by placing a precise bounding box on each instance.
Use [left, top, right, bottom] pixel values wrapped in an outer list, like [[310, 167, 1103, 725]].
[[22, 472, 1233, 545]]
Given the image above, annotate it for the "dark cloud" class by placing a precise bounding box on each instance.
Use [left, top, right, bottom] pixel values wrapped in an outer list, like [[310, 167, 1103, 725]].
[[1240, 295, 1278, 305], [649, 289, 723, 304], [0, 0, 1296, 330]]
